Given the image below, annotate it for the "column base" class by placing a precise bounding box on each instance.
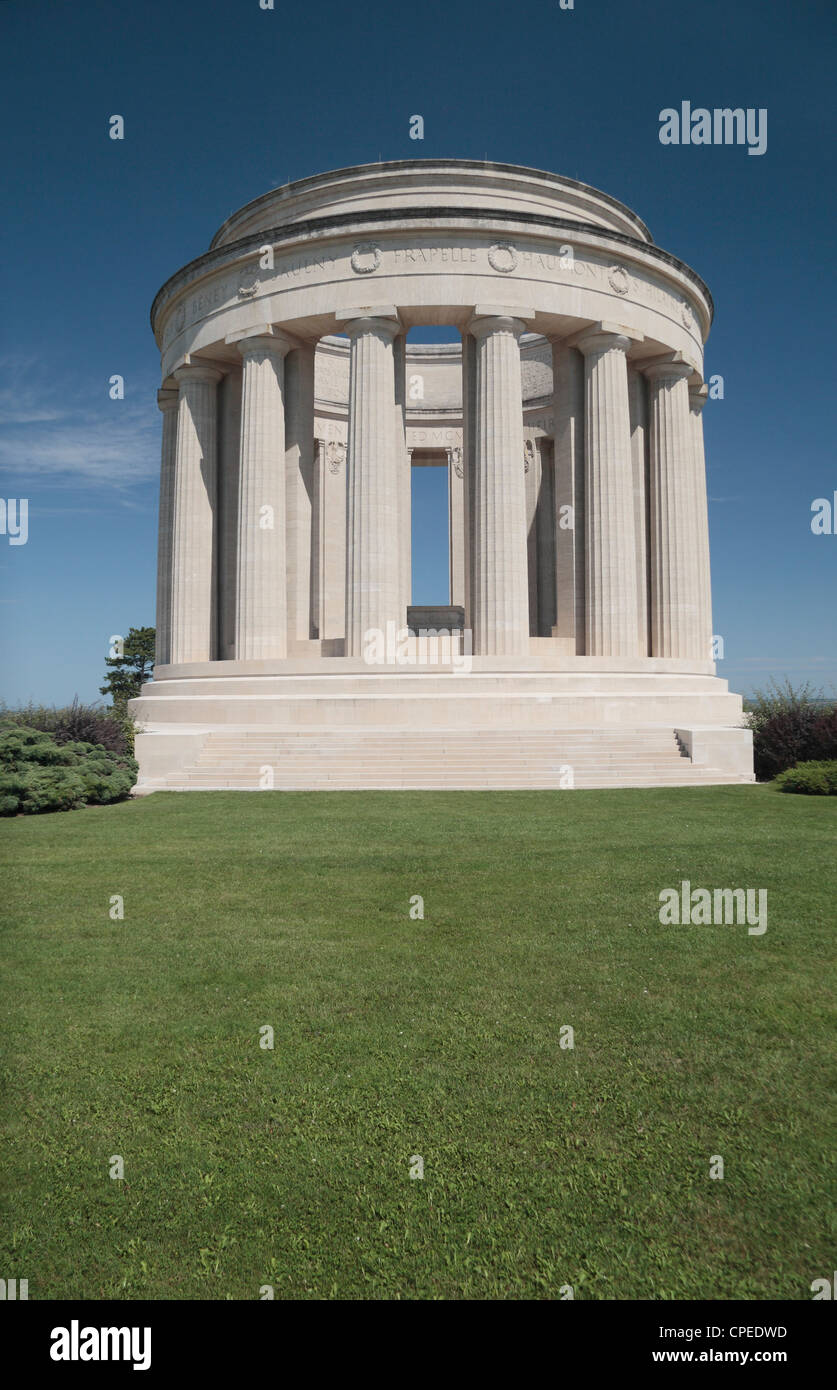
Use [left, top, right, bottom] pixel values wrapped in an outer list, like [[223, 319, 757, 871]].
[[129, 657, 754, 789]]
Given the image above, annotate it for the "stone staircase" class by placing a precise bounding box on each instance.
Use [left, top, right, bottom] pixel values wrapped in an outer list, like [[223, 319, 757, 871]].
[[151, 726, 745, 790]]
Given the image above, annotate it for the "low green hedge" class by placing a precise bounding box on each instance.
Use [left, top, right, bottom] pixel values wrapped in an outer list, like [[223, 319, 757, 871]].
[[772, 760, 837, 795], [0, 726, 137, 815]]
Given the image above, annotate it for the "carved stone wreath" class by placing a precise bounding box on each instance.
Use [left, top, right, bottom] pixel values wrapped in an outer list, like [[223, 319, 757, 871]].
[[351, 243, 382, 274], [523, 439, 536, 473], [680, 298, 696, 329], [237, 267, 259, 299], [488, 242, 518, 274], [608, 265, 630, 296], [450, 446, 463, 478], [173, 304, 186, 333]]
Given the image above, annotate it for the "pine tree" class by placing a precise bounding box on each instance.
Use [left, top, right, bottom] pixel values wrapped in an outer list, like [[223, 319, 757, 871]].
[[100, 626, 155, 717]]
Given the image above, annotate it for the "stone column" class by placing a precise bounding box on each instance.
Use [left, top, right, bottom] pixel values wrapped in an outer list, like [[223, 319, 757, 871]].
[[525, 438, 539, 634], [645, 359, 702, 659], [689, 382, 713, 661], [311, 438, 324, 640], [285, 344, 316, 646], [154, 387, 179, 666], [460, 331, 477, 631], [235, 332, 292, 660], [312, 438, 348, 642], [169, 363, 223, 664], [217, 369, 242, 659], [468, 313, 530, 656], [448, 446, 466, 607], [628, 366, 651, 656], [577, 330, 640, 657], [551, 340, 585, 652], [394, 333, 411, 620], [341, 311, 402, 658], [535, 440, 556, 636]]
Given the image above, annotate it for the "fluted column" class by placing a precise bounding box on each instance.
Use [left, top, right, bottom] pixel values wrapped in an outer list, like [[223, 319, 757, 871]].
[[393, 333, 411, 621], [551, 339, 585, 652], [447, 446, 466, 607], [235, 332, 292, 660], [461, 331, 477, 630], [312, 437, 347, 642], [689, 382, 713, 661], [169, 363, 223, 664], [468, 313, 530, 656], [154, 388, 179, 665], [534, 441, 556, 636], [285, 344, 316, 645], [627, 366, 651, 656], [646, 359, 701, 658], [218, 369, 242, 658], [577, 330, 640, 657], [342, 312, 401, 658]]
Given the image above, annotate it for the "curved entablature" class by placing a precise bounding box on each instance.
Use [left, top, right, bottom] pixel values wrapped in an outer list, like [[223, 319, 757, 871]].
[[151, 217, 712, 359], [209, 160, 654, 250]]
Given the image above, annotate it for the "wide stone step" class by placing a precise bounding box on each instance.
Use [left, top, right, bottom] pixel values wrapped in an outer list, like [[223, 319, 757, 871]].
[[200, 753, 680, 763], [194, 737, 683, 750], [190, 751, 688, 764], [137, 724, 749, 791], [166, 775, 741, 789]]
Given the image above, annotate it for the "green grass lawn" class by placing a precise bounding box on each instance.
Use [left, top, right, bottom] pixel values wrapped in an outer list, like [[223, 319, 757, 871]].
[[1, 786, 834, 1300]]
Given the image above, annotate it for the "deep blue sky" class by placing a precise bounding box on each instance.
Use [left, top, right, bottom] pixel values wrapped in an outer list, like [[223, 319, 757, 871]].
[[1, 0, 834, 704]]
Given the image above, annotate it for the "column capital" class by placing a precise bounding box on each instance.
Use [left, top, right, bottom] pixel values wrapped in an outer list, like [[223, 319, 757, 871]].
[[173, 362, 224, 386], [466, 312, 530, 341], [641, 358, 694, 384], [575, 328, 632, 357], [336, 307, 401, 339], [569, 320, 643, 355], [636, 350, 696, 383], [227, 326, 294, 360], [157, 387, 179, 412], [689, 382, 709, 412]]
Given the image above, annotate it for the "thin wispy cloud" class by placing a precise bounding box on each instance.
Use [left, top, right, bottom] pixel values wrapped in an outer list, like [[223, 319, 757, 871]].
[[0, 357, 160, 490]]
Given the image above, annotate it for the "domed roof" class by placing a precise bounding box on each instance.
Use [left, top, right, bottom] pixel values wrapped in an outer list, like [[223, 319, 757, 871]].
[[209, 159, 653, 250]]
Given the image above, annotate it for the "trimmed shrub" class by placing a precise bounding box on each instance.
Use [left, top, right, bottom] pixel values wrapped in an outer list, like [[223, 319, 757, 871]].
[[5, 734, 78, 767], [0, 772, 29, 816], [0, 725, 137, 815], [75, 749, 136, 805], [20, 767, 88, 814], [773, 761, 837, 795]]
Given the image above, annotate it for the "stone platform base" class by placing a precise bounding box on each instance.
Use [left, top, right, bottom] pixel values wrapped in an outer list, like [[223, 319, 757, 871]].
[[129, 657, 754, 791]]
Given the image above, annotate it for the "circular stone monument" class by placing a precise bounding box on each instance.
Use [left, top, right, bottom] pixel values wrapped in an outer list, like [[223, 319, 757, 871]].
[[130, 159, 753, 789]]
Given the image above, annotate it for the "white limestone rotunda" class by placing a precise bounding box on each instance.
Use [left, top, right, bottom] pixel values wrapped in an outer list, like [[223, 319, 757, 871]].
[[130, 160, 754, 789]]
